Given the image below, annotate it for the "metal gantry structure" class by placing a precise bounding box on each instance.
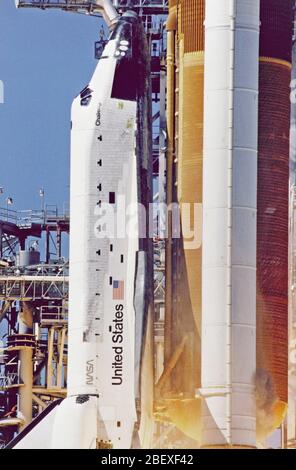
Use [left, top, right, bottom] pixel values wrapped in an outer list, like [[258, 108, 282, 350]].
[[0, 206, 69, 446], [16, 1, 168, 15], [0, 0, 168, 447]]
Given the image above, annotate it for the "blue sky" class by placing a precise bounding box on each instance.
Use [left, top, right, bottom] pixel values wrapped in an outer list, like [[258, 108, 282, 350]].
[[0, 1, 103, 212]]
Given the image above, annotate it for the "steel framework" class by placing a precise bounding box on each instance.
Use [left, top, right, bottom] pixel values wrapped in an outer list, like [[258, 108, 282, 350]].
[[0, 205, 69, 446], [16, 0, 168, 16]]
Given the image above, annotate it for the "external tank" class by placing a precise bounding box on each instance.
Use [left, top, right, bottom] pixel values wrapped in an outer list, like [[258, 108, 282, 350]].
[[256, 1, 293, 434], [161, 0, 205, 444], [168, 0, 204, 401], [156, 0, 205, 447]]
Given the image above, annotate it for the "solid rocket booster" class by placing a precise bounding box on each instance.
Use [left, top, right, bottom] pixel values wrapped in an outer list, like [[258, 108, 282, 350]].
[[201, 0, 259, 447]]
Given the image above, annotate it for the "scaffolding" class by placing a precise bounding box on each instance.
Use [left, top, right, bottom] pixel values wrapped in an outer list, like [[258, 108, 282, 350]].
[[0, 205, 69, 446], [16, 0, 169, 16]]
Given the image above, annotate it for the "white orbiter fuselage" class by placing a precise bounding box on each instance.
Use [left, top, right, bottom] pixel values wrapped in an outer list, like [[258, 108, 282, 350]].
[[10, 11, 153, 450]]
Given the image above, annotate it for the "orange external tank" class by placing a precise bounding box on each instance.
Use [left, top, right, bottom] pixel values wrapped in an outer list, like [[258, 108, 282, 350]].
[[164, 0, 204, 405], [257, 0, 293, 408]]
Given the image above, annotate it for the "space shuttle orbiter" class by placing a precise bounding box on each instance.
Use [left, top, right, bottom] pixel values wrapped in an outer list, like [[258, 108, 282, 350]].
[[8, 9, 154, 450]]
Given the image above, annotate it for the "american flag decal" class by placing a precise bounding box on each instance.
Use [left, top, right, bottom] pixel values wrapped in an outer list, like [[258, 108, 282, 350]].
[[113, 280, 124, 300]]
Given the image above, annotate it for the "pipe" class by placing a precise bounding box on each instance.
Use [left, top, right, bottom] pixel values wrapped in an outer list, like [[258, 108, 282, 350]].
[[19, 347, 33, 430], [95, 0, 120, 28], [164, 26, 175, 370], [18, 302, 33, 334], [166, 9, 177, 32]]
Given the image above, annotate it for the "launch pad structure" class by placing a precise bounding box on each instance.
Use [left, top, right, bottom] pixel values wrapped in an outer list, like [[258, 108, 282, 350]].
[[0, 0, 169, 448], [0, 205, 69, 446]]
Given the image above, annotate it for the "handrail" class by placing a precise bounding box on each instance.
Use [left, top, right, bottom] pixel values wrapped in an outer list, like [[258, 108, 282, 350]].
[[0, 206, 69, 227]]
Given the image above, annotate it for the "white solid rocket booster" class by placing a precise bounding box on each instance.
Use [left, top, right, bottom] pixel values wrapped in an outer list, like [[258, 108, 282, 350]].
[[201, 0, 259, 447]]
